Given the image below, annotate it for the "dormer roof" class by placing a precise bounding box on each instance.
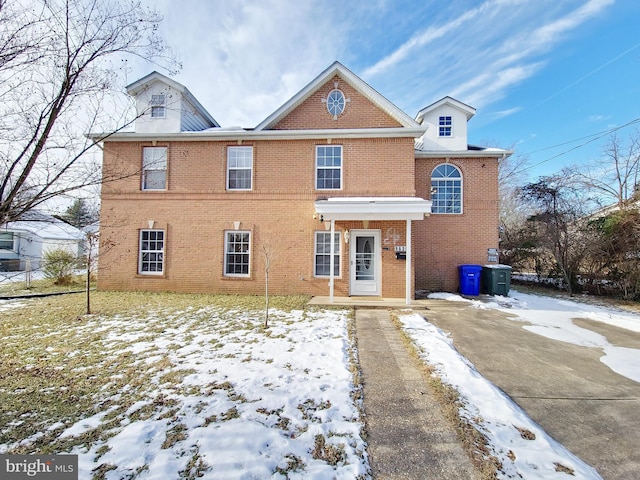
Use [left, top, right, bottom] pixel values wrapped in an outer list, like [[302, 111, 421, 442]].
[[126, 71, 220, 128], [255, 61, 422, 131], [415, 96, 476, 124]]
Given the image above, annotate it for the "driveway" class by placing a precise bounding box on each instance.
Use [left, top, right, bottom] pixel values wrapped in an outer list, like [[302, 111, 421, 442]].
[[423, 298, 640, 480]]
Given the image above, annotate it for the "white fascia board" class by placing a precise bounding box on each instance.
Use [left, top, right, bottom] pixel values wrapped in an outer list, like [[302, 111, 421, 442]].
[[315, 197, 432, 221], [126, 71, 186, 96], [414, 149, 512, 159], [182, 88, 219, 127], [255, 61, 421, 130], [415, 96, 476, 123], [89, 126, 427, 143]]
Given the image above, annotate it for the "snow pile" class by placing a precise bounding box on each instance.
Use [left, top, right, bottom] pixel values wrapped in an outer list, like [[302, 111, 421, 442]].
[[399, 312, 602, 479], [433, 290, 640, 382]]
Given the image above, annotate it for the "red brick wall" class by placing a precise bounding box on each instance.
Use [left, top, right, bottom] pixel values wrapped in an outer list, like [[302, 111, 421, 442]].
[[98, 136, 416, 297], [414, 157, 500, 292], [273, 76, 402, 130]]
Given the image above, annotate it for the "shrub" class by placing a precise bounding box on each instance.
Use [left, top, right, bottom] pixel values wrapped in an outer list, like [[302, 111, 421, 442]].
[[42, 248, 77, 285]]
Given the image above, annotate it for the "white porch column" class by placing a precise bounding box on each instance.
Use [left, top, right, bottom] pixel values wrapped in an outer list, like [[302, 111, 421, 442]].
[[329, 219, 335, 303], [406, 219, 412, 305]]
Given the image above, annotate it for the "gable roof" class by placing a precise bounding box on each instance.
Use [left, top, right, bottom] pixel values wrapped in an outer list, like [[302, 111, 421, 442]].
[[3, 211, 85, 241], [126, 71, 220, 128], [255, 61, 422, 131], [414, 96, 476, 124]]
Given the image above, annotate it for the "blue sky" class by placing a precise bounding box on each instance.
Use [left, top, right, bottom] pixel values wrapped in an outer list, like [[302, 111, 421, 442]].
[[133, 0, 640, 181]]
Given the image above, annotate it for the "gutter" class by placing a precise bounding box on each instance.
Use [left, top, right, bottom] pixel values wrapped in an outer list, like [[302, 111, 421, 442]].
[[88, 126, 428, 143]]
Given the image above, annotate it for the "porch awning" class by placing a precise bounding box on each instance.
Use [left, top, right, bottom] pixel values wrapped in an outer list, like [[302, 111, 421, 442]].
[[314, 197, 432, 221]]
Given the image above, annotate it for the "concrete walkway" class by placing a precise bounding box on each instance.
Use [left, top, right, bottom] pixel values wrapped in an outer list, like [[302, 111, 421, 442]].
[[355, 309, 479, 479]]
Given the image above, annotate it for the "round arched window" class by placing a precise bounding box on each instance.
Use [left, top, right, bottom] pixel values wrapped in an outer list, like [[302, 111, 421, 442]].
[[431, 163, 463, 214]]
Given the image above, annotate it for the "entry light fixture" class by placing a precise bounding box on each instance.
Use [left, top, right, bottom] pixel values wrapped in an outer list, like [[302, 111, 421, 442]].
[[344, 230, 350, 244]]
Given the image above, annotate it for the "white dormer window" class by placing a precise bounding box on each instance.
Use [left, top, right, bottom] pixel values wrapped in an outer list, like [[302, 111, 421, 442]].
[[150, 94, 166, 118], [439, 116, 452, 136]]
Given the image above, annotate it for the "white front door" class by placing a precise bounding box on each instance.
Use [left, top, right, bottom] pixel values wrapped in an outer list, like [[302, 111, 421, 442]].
[[350, 230, 381, 296]]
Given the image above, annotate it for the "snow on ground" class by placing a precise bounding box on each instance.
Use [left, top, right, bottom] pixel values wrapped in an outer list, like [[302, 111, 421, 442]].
[[399, 289, 640, 479], [400, 312, 602, 479], [4, 287, 638, 479], [1, 305, 368, 479], [430, 290, 640, 382]]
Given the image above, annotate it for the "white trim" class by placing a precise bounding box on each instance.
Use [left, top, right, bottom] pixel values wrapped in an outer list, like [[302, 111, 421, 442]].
[[226, 145, 253, 191], [255, 61, 422, 131], [314, 230, 341, 279], [315, 145, 343, 191], [126, 71, 219, 127], [141, 146, 167, 191], [405, 220, 412, 305], [315, 197, 431, 221], [90, 126, 426, 143], [223, 230, 252, 277], [138, 229, 165, 275], [431, 163, 463, 215], [349, 230, 381, 296], [415, 96, 476, 124], [329, 220, 335, 302]]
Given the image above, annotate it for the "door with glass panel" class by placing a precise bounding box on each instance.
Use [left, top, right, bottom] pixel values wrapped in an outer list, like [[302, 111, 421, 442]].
[[349, 230, 381, 296]]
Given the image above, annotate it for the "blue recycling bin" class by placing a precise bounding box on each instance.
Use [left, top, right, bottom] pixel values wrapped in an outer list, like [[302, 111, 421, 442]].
[[459, 264, 482, 296]]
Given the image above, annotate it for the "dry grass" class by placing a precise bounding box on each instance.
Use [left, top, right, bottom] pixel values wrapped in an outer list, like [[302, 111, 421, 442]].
[[0, 290, 310, 455], [390, 311, 501, 480], [0, 275, 90, 296]]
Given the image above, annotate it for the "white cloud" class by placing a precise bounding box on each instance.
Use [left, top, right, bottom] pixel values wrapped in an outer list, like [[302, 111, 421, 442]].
[[129, 0, 616, 126]]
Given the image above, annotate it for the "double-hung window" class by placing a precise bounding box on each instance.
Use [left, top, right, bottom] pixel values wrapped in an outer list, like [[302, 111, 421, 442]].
[[431, 164, 462, 214], [224, 231, 251, 277], [150, 94, 166, 118], [314, 231, 341, 277], [227, 146, 253, 190], [316, 145, 342, 190], [439, 116, 452, 137], [0, 232, 15, 251], [139, 229, 165, 274], [142, 147, 167, 190]]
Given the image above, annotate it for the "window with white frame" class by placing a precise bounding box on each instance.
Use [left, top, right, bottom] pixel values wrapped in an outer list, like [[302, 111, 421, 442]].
[[431, 164, 462, 214], [139, 229, 165, 274], [316, 145, 342, 190], [0, 232, 15, 250], [439, 116, 452, 136], [227, 146, 253, 190], [150, 94, 166, 118], [314, 231, 341, 277], [224, 231, 251, 277], [142, 147, 167, 190]]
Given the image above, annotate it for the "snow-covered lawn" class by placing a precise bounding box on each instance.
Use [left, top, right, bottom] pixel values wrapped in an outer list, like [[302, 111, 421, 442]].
[[0, 297, 368, 479], [2, 289, 638, 479], [400, 289, 640, 480]]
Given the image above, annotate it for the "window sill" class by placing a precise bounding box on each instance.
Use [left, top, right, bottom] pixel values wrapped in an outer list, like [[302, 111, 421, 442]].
[[135, 273, 166, 279]]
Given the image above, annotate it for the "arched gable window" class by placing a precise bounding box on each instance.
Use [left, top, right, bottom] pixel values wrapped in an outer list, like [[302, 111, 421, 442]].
[[431, 163, 462, 214]]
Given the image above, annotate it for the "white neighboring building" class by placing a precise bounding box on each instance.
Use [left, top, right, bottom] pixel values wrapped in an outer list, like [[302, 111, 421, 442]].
[[0, 211, 85, 272]]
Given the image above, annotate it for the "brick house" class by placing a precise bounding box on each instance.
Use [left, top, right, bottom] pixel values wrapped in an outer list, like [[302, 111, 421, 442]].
[[95, 62, 509, 303]]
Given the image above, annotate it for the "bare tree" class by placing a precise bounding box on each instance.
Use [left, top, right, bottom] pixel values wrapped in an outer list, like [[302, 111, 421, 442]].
[[260, 239, 280, 328], [518, 173, 595, 294], [571, 130, 640, 209], [498, 149, 532, 246], [0, 0, 179, 226]]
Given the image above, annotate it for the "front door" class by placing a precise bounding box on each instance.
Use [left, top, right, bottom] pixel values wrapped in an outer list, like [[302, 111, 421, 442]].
[[350, 230, 381, 296]]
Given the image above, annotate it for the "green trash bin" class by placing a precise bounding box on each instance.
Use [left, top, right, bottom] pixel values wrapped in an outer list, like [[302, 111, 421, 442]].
[[481, 265, 512, 296]]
